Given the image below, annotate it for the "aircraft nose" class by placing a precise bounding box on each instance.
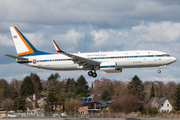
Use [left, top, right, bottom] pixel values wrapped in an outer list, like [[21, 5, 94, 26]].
[[171, 57, 177, 63]]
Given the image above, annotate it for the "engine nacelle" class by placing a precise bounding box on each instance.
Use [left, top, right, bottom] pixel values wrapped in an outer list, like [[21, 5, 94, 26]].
[[100, 62, 122, 73]]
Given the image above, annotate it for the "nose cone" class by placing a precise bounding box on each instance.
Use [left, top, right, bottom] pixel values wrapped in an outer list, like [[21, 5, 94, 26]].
[[171, 57, 177, 63]]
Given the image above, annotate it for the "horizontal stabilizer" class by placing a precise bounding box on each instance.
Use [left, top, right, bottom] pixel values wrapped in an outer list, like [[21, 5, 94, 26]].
[[5, 54, 28, 61]]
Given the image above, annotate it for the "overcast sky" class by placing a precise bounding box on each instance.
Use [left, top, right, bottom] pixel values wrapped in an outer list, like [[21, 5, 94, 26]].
[[0, 0, 180, 84]]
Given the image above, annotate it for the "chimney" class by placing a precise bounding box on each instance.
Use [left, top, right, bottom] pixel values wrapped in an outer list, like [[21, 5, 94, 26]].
[[33, 94, 36, 101]]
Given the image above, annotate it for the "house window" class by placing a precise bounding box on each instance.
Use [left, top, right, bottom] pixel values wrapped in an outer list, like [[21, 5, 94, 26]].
[[167, 104, 169, 107], [162, 104, 163, 106]]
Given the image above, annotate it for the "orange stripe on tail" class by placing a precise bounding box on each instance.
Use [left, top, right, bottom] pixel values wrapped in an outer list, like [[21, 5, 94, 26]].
[[52, 40, 60, 52], [13, 27, 34, 56]]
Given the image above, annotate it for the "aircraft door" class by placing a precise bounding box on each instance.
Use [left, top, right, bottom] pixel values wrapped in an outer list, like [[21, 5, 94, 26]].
[[154, 55, 158, 61]]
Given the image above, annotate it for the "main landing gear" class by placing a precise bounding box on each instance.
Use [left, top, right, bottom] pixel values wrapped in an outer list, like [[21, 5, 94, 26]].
[[157, 70, 161, 74], [88, 70, 97, 78]]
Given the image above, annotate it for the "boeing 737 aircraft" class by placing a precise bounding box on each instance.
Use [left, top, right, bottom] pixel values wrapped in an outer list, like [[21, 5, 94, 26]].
[[5, 26, 176, 78]]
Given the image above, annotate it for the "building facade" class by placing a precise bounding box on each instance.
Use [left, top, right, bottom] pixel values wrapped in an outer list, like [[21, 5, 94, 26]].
[[146, 97, 173, 112], [78, 94, 105, 114]]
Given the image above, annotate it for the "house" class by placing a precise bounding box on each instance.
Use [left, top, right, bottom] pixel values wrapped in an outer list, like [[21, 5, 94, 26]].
[[78, 94, 105, 114], [26, 94, 46, 111], [146, 97, 173, 112]]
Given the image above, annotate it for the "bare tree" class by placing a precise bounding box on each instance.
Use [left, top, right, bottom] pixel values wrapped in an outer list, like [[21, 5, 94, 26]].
[[144, 104, 151, 117], [164, 81, 177, 99], [65, 98, 83, 113], [41, 80, 51, 91], [93, 78, 114, 95], [143, 81, 153, 99], [109, 95, 140, 113], [154, 81, 165, 97], [112, 80, 128, 97], [1, 98, 13, 112], [10, 79, 22, 95]]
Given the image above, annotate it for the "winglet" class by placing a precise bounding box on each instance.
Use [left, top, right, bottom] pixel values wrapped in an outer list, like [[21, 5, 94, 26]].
[[52, 40, 62, 52]]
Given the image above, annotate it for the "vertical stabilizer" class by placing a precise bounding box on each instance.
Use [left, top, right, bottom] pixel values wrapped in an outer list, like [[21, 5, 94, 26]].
[[10, 26, 49, 56]]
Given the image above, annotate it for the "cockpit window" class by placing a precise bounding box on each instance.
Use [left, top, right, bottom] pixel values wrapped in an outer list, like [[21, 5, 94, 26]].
[[162, 54, 170, 57]]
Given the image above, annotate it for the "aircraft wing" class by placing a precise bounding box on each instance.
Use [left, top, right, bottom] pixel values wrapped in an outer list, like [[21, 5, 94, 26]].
[[52, 40, 100, 69]]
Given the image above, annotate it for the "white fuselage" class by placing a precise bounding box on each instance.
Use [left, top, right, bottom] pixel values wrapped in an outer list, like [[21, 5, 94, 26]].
[[19, 50, 176, 71]]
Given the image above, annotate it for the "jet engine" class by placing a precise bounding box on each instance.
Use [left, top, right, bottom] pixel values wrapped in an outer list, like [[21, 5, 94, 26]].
[[100, 61, 122, 73]]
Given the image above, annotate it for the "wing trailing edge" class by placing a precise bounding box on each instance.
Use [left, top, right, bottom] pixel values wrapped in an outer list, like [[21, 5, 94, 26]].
[[52, 40, 100, 69]]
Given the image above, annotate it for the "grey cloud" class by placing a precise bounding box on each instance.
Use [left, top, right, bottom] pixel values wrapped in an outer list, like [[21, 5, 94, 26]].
[[157, 0, 180, 5], [1, 0, 180, 28]]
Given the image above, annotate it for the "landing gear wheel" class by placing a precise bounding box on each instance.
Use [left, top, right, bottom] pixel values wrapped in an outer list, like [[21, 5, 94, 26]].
[[92, 72, 97, 78], [157, 70, 161, 74], [88, 69, 97, 78], [88, 71, 93, 76]]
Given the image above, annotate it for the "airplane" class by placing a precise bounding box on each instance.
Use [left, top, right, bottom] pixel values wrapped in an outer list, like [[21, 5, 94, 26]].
[[5, 26, 177, 78]]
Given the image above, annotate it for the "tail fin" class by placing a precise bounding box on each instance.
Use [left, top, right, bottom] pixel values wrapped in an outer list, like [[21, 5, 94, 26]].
[[10, 26, 49, 56]]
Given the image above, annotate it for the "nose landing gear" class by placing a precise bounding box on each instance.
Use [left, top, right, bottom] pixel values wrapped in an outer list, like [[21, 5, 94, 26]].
[[157, 70, 161, 74], [88, 70, 97, 78]]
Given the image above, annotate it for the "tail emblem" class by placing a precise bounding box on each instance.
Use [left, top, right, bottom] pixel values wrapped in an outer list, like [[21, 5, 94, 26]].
[[13, 35, 17, 38]]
